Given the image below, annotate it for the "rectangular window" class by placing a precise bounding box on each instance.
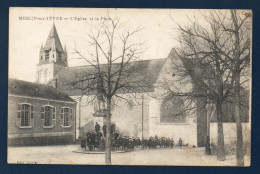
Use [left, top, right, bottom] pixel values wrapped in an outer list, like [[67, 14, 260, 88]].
[[44, 106, 51, 126], [61, 107, 72, 126], [64, 108, 69, 126], [21, 104, 30, 126]]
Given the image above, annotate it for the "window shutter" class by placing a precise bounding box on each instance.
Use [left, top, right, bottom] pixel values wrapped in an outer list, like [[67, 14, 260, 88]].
[[41, 106, 45, 126], [30, 105, 34, 127], [41, 107, 44, 119], [18, 104, 21, 110], [61, 108, 64, 126], [16, 104, 21, 127], [70, 108, 73, 119], [52, 107, 56, 126], [69, 108, 73, 126]]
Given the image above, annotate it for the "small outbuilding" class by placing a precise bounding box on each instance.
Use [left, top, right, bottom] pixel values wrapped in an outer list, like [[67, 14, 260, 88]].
[[8, 79, 77, 146]]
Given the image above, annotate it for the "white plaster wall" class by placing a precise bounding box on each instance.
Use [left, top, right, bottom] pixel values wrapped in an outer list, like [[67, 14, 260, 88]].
[[72, 93, 149, 138], [148, 97, 160, 136], [210, 122, 251, 144], [148, 96, 197, 146], [152, 122, 197, 146]]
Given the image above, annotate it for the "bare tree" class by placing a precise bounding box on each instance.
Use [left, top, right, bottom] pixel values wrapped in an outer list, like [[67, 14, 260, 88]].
[[224, 10, 251, 166], [64, 17, 148, 165], [171, 10, 251, 163], [157, 48, 210, 152]]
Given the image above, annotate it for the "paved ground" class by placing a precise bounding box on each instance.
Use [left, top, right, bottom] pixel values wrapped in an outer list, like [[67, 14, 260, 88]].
[[7, 145, 250, 166]]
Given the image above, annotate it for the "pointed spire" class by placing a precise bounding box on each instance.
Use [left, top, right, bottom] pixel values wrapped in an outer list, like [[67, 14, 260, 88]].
[[43, 23, 63, 52], [49, 22, 57, 38]]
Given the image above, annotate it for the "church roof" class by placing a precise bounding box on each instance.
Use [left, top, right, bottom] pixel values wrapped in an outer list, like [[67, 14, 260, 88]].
[[44, 24, 63, 52], [53, 58, 167, 96], [8, 79, 75, 102]]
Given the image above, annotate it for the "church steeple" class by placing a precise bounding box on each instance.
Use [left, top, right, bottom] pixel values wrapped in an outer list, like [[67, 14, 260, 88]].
[[44, 23, 63, 52], [38, 23, 67, 66], [37, 24, 68, 84]]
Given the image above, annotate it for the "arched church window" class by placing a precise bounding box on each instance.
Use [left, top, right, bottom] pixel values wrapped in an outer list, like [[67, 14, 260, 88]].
[[160, 95, 186, 123]]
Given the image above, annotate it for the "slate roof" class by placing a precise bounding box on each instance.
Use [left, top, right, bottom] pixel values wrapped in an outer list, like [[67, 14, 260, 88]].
[[43, 23, 63, 52], [53, 58, 167, 96], [8, 79, 75, 102]]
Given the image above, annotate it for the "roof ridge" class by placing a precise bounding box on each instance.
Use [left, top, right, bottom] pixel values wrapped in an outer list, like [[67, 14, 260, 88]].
[[9, 78, 53, 88], [65, 58, 167, 69], [9, 78, 69, 95], [8, 78, 75, 102]]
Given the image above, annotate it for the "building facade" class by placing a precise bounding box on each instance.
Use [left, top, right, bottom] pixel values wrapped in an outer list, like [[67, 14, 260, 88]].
[[33, 24, 250, 148], [34, 24, 199, 146], [8, 79, 77, 146]]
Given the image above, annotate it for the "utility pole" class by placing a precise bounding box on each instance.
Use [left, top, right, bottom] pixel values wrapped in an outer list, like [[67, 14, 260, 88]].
[[78, 98, 81, 138], [142, 94, 144, 140]]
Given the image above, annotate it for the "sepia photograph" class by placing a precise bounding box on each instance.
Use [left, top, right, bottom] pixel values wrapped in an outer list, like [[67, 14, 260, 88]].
[[8, 7, 252, 166]]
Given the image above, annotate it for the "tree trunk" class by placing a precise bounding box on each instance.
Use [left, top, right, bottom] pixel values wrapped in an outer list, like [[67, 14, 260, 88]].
[[216, 100, 225, 161], [205, 106, 211, 155], [234, 73, 244, 166], [196, 94, 207, 148], [105, 98, 112, 165]]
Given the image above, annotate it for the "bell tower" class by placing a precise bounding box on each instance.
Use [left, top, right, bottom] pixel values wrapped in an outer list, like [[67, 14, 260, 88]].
[[36, 23, 67, 84]]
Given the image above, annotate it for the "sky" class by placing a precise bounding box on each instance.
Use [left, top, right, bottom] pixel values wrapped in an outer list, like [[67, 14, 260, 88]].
[[9, 8, 213, 82]]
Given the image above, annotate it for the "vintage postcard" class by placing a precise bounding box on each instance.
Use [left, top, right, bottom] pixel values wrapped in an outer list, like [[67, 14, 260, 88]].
[[8, 7, 252, 166]]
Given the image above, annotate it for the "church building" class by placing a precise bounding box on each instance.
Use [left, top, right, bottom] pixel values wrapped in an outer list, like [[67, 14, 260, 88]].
[[34, 24, 250, 148]]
